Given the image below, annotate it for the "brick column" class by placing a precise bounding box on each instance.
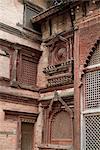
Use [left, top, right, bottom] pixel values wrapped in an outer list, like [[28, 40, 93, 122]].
[[74, 28, 81, 150]]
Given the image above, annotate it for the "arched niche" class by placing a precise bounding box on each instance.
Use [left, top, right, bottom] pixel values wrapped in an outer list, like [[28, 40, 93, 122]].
[[47, 91, 73, 145], [50, 110, 73, 145]]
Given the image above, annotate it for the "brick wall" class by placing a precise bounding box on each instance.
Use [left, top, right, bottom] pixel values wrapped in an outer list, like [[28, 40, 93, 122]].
[[74, 10, 100, 150], [0, 100, 38, 150]]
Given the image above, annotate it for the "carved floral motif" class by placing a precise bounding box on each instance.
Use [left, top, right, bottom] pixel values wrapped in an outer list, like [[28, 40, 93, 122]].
[[45, 35, 73, 65]]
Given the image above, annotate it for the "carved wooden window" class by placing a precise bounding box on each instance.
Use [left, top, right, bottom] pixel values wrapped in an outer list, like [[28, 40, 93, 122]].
[[21, 122, 34, 150], [81, 41, 100, 150], [0, 47, 10, 78], [18, 54, 37, 87], [51, 111, 72, 145]]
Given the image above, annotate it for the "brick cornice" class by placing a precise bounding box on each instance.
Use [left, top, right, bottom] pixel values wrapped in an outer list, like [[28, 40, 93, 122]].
[[0, 22, 42, 43], [0, 38, 42, 56], [4, 109, 39, 123], [39, 84, 74, 93], [4, 109, 38, 118], [0, 92, 38, 106]]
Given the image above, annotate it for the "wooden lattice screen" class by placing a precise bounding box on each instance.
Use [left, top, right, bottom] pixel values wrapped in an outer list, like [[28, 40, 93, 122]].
[[82, 42, 100, 150], [84, 114, 100, 150], [84, 70, 100, 109], [18, 55, 37, 86], [51, 111, 72, 139], [50, 111, 72, 145]]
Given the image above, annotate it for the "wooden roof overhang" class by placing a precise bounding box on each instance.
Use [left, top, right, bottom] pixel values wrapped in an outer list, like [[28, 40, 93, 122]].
[[31, 1, 80, 24]]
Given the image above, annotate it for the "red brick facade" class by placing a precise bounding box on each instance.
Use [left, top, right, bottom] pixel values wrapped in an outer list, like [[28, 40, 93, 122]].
[[0, 0, 100, 150]]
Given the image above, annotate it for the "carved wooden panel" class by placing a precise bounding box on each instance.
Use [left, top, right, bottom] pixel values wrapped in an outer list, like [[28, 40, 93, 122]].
[[48, 35, 73, 66], [18, 54, 37, 87], [51, 111, 72, 140], [49, 42, 67, 65], [50, 43, 67, 65]]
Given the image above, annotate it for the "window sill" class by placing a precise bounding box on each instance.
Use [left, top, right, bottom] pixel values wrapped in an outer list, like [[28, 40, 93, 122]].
[[16, 23, 41, 35], [18, 83, 39, 92], [10, 80, 39, 92], [0, 77, 10, 82], [23, 26, 41, 35]]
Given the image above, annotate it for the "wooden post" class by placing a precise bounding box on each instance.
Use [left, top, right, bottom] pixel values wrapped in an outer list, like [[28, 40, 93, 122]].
[[10, 46, 18, 87]]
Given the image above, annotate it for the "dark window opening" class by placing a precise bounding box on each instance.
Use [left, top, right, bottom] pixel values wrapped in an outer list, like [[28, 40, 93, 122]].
[[49, 19, 52, 36], [32, 23, 41, 33]]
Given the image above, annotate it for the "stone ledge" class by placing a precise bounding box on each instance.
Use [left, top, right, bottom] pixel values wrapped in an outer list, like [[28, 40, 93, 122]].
[[40, 88, 74, 101]]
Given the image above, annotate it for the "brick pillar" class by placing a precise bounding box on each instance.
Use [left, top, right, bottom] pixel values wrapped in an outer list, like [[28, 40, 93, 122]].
[[34, 103, 43, 150], [74, 28, 80, 150]]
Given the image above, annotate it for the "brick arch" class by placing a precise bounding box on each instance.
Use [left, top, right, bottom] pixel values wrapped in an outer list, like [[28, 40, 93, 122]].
[[81, 38, 100, 79]]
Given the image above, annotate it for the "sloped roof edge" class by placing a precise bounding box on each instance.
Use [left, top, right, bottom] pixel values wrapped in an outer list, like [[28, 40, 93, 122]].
[[31, 1, 79, 24]]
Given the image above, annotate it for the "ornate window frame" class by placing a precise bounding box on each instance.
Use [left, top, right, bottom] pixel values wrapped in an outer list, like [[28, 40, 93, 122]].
[[81, 39, 100, 150], [43, 91, 73, 146]]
